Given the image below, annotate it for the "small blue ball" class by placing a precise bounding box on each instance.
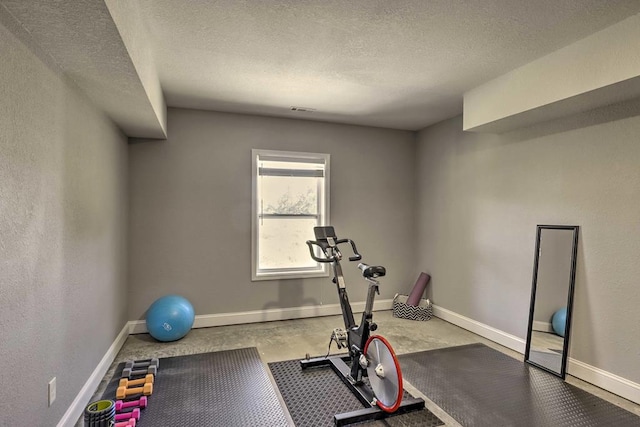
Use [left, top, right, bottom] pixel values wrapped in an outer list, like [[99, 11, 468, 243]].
[[552, 307, 567, 337], [146, 295, 195, 342]]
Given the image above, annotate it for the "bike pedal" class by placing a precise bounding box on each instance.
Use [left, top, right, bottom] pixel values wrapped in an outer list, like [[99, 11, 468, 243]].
[[332, 328, 348, 349]]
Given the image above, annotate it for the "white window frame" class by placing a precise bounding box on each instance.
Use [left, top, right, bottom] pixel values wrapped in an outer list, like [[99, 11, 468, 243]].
[[251, 149, 330, 281]]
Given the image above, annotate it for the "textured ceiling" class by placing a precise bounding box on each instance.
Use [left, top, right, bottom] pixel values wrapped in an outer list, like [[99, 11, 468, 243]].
[[3, 1, 640, 133], [138, 0, 640, 130]]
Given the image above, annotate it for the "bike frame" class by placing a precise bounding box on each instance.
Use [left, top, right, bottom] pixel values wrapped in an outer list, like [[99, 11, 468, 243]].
[[325, 243, 379, 382], [301, 226, 425, 425]]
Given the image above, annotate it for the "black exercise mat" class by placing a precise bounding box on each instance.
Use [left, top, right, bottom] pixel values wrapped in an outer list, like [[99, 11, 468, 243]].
[[269, 358, 443, 427], [398, 343, 640, 427], [102, 348, 289, 426]]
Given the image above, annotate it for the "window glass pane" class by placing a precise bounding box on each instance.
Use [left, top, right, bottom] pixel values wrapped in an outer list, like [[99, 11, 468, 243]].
[[261, 176, 320, 215], [259, 217, 318, 270]]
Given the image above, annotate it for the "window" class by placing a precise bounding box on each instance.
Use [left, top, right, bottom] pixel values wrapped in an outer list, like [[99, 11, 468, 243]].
[[252, 149, 330, 280]]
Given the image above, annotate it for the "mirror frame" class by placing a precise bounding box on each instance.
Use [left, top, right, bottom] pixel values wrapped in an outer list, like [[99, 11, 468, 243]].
[[524, 224, 579, 379]]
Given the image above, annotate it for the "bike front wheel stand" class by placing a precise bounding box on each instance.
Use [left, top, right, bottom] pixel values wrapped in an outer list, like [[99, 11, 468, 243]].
[[300, 353, 425, 426]]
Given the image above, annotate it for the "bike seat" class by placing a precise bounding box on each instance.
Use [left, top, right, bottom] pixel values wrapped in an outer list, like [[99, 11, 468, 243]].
[[362, 265, 386, 278]]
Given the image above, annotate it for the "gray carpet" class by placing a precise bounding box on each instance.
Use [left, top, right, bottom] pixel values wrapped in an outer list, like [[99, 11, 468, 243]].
[[102, 348, 289, 426], [398, 343, 640, 427]]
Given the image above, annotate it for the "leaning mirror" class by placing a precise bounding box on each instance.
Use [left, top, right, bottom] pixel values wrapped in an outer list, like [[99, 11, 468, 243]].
[[525, 225, 579, 379]]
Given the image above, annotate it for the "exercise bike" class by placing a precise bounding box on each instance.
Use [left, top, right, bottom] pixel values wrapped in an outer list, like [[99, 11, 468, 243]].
[[301, 226, 424, 426]]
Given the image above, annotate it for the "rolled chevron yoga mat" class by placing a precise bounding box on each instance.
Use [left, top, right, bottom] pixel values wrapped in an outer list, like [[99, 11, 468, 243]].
[[406, 273, 431, 306]]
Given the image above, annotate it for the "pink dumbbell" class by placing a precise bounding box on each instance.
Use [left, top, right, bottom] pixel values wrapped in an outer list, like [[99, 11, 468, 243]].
[[116, 408, 141, 421], [115, 418, 135, 427], [115, 396, 147, 411]]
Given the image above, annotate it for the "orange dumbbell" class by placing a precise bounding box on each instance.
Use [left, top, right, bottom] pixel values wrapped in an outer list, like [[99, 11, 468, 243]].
[[116, 382, 152, 400], [119, 374, 154, 388]]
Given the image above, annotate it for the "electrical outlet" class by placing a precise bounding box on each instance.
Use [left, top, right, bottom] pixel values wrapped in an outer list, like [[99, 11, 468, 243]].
[[48, 377, 56, 406]]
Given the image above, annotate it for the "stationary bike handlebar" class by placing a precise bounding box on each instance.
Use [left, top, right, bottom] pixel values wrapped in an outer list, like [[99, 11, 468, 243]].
[[305, 238, 362, 263]]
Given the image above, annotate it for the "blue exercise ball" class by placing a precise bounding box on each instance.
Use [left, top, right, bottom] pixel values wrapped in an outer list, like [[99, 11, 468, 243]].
[[146, 295, 195, 342], [552, 307, 567, 337]]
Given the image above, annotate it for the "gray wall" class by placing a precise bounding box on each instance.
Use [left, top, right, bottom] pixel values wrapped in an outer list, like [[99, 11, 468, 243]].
[[128, 108, 416, 319], [416, 113, 640, 383], [0, 16, 128, 427]]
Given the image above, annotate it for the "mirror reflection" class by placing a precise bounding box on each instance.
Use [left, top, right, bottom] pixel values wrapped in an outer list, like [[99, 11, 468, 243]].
[[525, 225, 579, 378]]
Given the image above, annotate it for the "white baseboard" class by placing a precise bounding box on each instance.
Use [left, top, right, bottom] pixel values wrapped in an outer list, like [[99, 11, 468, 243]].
[[129, 299, 395, 334], [432, 304, 526, 353], [568, 358, 640, 405], [432, 304, 640, 405], [57, 323, 130, 427]]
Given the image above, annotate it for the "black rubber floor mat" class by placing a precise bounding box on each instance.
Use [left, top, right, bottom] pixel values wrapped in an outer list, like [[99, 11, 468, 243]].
[[102, 348, 289, 426], [398, 343, 640, 427], [269, 358, 444, 427]]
